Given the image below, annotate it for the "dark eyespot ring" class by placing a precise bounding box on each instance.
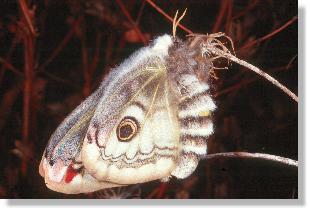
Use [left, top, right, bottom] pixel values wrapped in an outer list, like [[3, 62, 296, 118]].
[[116, 116, 139, 142]]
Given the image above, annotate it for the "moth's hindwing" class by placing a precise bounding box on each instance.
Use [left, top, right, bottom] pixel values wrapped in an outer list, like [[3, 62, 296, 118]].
[[81, 60, 180, 185]]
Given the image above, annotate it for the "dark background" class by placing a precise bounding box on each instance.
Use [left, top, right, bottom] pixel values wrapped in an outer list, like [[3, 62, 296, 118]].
[[0, 0, 297, 199]]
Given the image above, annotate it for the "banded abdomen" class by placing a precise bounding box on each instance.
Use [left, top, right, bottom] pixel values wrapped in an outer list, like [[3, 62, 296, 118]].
[[167, 38, 216, 179]]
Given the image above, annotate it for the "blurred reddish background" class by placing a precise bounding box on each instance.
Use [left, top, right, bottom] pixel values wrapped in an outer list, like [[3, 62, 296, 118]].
[[0, 0, 297, 199]]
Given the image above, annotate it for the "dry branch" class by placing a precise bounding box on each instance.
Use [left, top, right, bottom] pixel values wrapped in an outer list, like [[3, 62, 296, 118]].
[[0, 57, 23, 77], [203, 152, 298, 167], [215, 64, 294, 97], [115, 0, 147, 45], [218, 50, 298, 102], [196, 33, 298, 102], [18, 0, 36, 176], [239, 16, 298, 50], [37, 16, 83, 72], [212, 0, 229, 33]]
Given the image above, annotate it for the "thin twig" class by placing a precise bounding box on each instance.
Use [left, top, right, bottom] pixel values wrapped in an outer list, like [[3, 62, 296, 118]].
[[211, 48, 298, 102], [0, 83, 22, 133], [146, 188, 158, 199], [146, 183, 168, 199], [40, 71, 79, 89], [0, 57, 23, 77], [37, 16, 83, 72], [0, 35, 19, 84], [18, 0, 36, 37], [225, 0, 233, 34], [212, 0, 228, 33], [80, 17, 90, 97], [215, 64, 294, 97], [89, 31, 102, 78], [232, 0, 259, 20], [203, 152, 298, 168], [18, 0, 36, 176], [286, 54, 298, 70], [115, 0, 147, 45], [239, 16, 298, 50], [135, 0, 146, 24], [145, 0, 193, 34], [155, 183, 168, 199]]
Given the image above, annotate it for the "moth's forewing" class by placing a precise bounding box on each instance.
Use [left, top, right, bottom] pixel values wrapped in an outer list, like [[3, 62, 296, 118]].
[[39, 85, 107, 193], [80, 35, 180, 184], [40, 35, 178, 193]]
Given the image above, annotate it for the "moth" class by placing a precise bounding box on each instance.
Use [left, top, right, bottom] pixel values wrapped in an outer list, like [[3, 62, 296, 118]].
[[39, 33, 218, 194]]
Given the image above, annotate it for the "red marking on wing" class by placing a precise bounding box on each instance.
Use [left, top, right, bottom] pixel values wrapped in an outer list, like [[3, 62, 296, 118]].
[[65, 164, 78, 183]]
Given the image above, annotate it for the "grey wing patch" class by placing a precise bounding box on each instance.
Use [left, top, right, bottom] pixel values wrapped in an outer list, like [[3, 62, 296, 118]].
[[45, 87, 104, 166]]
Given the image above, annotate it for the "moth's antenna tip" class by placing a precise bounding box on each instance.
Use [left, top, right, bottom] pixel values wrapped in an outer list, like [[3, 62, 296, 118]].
[[172, 8, 188, 39], [172, 10, 179, 39]]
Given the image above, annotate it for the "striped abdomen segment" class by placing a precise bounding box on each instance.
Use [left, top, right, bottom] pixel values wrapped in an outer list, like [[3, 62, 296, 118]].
[[171, 74, 216, 179]]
